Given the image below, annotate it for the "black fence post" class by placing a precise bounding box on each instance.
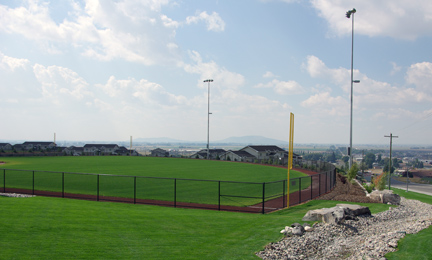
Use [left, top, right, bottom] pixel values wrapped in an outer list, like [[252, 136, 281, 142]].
[[32, 171, 35, 195], [174, 179, 177, 208], [283, 180, 286, 208], [134, 176, 137, 204], [325, 172, 328, 193], [299, 178, 301, 204], [310, 175, 313, 199], [262, 182, 265, 214], [62, 172, 65, 198], [97, 174, 100, 201], [218, 181, 221, 211], [319, 174, 321, 196], [3, 169, 5, 193]]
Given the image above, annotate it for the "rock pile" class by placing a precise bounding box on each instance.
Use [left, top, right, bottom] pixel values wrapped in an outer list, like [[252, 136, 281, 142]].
[[0, 192, 35, 198], [257, 197, 432, 259]]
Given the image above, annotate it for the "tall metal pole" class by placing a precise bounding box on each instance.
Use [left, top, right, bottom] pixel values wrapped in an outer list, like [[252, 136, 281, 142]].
[[204, 79, 213, 160], [346, 8, 357, 170], [385, 133, 398, 190]]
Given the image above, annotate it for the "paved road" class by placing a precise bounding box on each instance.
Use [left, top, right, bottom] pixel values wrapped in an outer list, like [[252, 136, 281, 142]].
[[364, 175, 432, 196], [391, 181, 432, 196]]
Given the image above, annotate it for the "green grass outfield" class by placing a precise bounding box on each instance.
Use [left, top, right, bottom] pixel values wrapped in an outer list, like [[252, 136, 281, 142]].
[[0, 156, 311, 207], [0, 195, 393, 260]]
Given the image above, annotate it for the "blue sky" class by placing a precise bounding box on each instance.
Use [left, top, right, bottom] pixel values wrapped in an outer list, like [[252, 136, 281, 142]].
[[1, 0, 432, 145]]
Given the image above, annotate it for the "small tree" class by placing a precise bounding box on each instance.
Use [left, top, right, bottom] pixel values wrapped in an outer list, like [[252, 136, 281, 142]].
[[347, 163, 359, 181]]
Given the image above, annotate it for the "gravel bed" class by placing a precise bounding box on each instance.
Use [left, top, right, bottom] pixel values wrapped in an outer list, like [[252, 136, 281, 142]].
[[0, 192, 36, 198], [257, 197, 432, 260]]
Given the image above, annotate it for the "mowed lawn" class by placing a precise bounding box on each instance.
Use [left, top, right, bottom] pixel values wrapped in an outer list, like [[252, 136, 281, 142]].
[[0, 195, 394, 260], [0, 156, 309, 206]]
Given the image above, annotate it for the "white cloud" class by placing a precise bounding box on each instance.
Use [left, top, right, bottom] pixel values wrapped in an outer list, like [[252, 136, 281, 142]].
[[406, 62, 432, 93], [304, 55, 349, 84], [390, 62, 401, 76], [311, 0, 432, 40], [33, 64, 92, 102], [254, 79, 304, 95], [263, 71, 277, 78], [0, 0, 180, 65], [304, 55, 432, 106], [0, 52, 30, 71], [180, 50, 245, 89], [301, 92, 349, 116], [186, 11, 225, 32]]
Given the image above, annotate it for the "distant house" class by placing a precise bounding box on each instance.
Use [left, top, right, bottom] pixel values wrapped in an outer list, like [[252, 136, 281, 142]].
[[83, 144, 119, 155], [190, 149, 226, 160], [0, 143, 13, 151], [221, 150, 255, 162], [12, 144, 24, 152], [115, 146, 139, 156], [63, 146, 84, 156], [151, 148, 169, 157], [219, 145, 301, 165], [239, 145, 285, 161], [22, 141, 56, 151]]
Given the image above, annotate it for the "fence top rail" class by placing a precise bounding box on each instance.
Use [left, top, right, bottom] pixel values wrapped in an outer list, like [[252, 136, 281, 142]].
[[0, 161, 335, 185], [0, 168, 267, 184]]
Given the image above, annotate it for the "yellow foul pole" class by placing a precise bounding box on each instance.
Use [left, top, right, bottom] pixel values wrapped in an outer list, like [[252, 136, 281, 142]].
[[287, 113, 294, 208]]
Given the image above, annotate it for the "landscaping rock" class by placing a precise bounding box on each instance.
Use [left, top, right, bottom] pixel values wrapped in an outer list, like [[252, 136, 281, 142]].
[[291, 226, 305, 236], [257, 197, 432, 259], [302, 204, 371, 224], [336, 204, 371, 216], [370, 190, 401, 205], [322, 207, 346, 224]]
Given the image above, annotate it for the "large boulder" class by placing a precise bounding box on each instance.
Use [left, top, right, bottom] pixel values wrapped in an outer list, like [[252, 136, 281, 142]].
[[336, 204, 371, 216], [302, 204, 371, 224], [370, 190, 401, 205], [322, 207, 346, 224]]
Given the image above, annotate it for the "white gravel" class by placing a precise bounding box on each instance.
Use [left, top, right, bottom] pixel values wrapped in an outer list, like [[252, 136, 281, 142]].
[[257, 197, 432, 260], [0, 192, 35, 198]]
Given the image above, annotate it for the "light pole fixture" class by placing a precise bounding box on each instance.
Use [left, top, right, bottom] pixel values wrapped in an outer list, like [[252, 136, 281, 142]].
[[204, 79, 213, 160], [346, 8, 358, 170]]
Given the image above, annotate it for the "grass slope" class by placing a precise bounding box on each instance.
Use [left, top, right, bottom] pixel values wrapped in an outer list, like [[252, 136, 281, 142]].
[[0, 196, 393, 260], [385, 188, 432, 260]]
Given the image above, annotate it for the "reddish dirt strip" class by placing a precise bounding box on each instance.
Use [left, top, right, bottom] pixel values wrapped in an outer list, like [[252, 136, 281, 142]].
[[1, 168, 334, 214]]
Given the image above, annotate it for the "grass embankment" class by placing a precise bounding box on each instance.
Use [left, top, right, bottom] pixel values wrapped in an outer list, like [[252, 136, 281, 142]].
[[0, 196, 392, 260], [385, 188, 432, 260], [0, 157, 309, 206]]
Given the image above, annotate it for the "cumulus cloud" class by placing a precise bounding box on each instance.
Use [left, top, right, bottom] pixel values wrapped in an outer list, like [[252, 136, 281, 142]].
[[0, 52, 30, 71], [311, 0, 432, 40], [304, 55, 432, 106], [186, 11, 225, 32], [301, 92, 349, 116], [33, 64, 92, 102], [263, 71, 277, 78], [180, 50, 245, 89], [255, 79, 304, 95], [0, 1, 185, 65], [406, 62, 432, 93]]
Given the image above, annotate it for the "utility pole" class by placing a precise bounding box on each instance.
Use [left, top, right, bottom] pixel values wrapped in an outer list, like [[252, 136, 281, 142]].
[[384, 133, 398, 190], [204, 79, 213, 160]]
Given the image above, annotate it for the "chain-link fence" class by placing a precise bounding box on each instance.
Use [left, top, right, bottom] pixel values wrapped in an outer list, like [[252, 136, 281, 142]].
[[0, 160, 336, 213]]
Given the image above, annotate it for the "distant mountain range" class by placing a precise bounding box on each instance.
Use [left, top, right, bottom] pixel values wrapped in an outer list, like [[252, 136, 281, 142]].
[[133, 136, 288, 145]]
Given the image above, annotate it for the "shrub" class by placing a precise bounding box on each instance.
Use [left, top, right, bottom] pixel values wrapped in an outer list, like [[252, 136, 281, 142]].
[[374, 172, 388, 191], [347, 163, 359, 181], [362, 183, 374, 193]]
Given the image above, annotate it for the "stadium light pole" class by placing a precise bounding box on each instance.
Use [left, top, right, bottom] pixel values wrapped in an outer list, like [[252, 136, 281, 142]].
[[204, 79, 213, 160], [346, 8, 360, 170]]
